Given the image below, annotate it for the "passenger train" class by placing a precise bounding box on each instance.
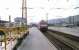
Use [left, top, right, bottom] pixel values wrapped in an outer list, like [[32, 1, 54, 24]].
[[38, 20, 48, 31]]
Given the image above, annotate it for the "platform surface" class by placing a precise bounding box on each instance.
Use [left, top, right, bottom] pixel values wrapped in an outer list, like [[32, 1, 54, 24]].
[[17, 27, 57, 50]]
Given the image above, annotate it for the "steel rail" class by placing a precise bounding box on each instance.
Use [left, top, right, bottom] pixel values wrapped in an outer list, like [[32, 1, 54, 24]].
[[42, 30, 79, 50]]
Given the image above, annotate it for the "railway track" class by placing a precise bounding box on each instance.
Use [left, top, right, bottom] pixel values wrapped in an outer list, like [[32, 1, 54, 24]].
[[42, 30, 79, 50]]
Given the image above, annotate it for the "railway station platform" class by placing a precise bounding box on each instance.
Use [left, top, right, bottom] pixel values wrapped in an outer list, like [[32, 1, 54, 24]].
[[48, 26, 79, 37], [17, 27, 57, 50]]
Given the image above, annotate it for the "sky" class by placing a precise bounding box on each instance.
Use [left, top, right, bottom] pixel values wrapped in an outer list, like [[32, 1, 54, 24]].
[[0, 0, 79, 24], [0, 0, 22, 21]]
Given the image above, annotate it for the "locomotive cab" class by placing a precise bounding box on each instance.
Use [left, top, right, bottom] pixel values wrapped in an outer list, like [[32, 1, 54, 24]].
[[39, 20, 48, 32]]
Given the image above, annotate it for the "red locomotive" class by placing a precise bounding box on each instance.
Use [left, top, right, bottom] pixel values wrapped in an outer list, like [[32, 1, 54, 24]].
[[38, 20, 48, 31]]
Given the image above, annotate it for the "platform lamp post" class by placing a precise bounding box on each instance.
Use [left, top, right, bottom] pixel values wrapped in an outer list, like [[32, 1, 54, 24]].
[[21, 0, 27, 36], [9, 15, 11, 35], [22, 0, 24, 24], [22, 0, 27, 27], [9, 16, 12, 46]]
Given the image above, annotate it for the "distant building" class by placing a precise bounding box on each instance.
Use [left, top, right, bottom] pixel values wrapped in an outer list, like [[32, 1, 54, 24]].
[[15, 17, 26, 23], [14, 17, 27, 27], [48, 15, 79, 26], [48, 18, 66, 26], [0, 20, 9, 27], [65, 15, 79, 26]]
